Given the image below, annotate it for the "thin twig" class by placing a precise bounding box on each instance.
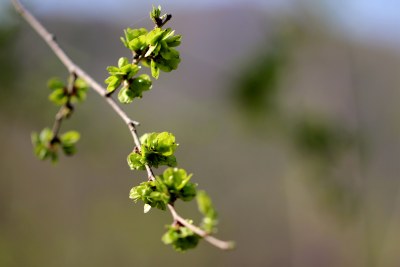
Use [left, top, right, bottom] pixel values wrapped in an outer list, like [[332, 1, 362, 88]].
[[51, 72, 77, 141], [167, 204, 234, 250], [12, 0, 232, 250]]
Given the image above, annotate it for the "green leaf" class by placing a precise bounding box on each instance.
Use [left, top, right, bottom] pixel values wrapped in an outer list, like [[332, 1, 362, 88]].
[[137, 132, 178, 168], [197, 191, 214, 216], [39, 128, 54, 143], [146, 28, 165, 46], [162, 225, 200, 252], [129, 181, 170, 211], [118, 57, 130, 68], [60, 131, 80, 156], [196, 190, 218, 233], [151, 60, 160, 79], [31, 128, 59, 163], [105, 76, 122, 93], [121, 28, 148, 51], [157, 168, 197, 202], [47, 78, 65, 90], [165, 155, 177, 167], [127, 152, 146, 170], [129, 74, 152, 98], [165, 34, 182, 47], [160, 56, 181, 71], [61, 144, 76, 156], [150, 5, 162, 21], [48, 88, 68, 105], [160, 46, 179, 60], [72, 78, 88, 103], [31, 132, 40, 145], [74, 88, 87, 102], [74, 78, 88, 91], [118, 86, 135, 104], [60, 131, 80, 145], [107, 66, 122, 75], [133, 74, 152, 89], [180, 183, 197, 202], [129, 28, 148, 39], [122, 64, 140, 78], [128, 35, 147, 51], [142, 132, 177, 156]]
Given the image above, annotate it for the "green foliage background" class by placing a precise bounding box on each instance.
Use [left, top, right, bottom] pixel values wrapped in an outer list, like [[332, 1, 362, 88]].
[[1, 1, 400, 266]]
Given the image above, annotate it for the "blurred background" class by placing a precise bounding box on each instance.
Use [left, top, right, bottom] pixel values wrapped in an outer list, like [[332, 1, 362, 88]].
[[1, 0, 400, 266]]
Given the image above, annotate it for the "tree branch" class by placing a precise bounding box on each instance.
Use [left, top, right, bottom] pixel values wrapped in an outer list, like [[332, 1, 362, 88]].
[[12, 0, 232, 250]]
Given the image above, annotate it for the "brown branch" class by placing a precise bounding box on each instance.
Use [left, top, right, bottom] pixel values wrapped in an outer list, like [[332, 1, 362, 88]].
[[12, 0, 232, 250]]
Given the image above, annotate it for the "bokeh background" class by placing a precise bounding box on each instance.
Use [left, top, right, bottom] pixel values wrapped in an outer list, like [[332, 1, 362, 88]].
[[1, 0, 400, 266]]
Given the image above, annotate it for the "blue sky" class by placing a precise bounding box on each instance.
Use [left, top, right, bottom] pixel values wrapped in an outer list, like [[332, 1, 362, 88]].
[[323, 0, 400, 49], [3, 0, 400, 51]]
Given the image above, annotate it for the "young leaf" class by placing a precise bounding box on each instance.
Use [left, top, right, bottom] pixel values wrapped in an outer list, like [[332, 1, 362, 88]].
[[162, 224, 200, 252], [151, 60, 160, 79], [31, 128, 59, 163], [130, 74, 152, 98], [127, 152, 146, 170], [150, 5, 162, 22], [105, 76, 122, 93], [118, 57, 130, 68], [60, 131, 80, 145], [196, 190, 218, 233], [47, 78, 65, 90], [48, 88, 68, 105], [118, 86, 135, 104], [61, 144, 76, 156]]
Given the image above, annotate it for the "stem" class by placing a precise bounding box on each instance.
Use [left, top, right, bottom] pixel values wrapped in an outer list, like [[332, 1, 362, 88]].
[[155, 14, 172, 28], [51, 72, 77, 141], [167, 204, 234, 250], [12, 0, 232, 250], [51, 107, 65, 138]]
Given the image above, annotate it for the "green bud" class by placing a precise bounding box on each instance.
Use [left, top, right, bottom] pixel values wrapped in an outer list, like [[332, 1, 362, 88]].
[[47, 78, 65, 90], [48, 88, 68, 105], [31, 128, 58, 163], [60, 131, 80, 145], [72, 78, 88, 103]]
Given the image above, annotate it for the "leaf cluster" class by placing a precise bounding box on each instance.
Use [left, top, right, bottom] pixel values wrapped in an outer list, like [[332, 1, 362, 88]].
[[105, 5, 181, 103], [127, 132, 221, 252], [162, 223, 200, 252], [105, 57, 152, 103], [159, 191, 219, 252], [130, 167, 197, 211], [31, 76, 88, 163], [127, 132, 178, 170], [31, 128, 80, 163], [142, 27, 181, 79], [48, 77, 87, 105]]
